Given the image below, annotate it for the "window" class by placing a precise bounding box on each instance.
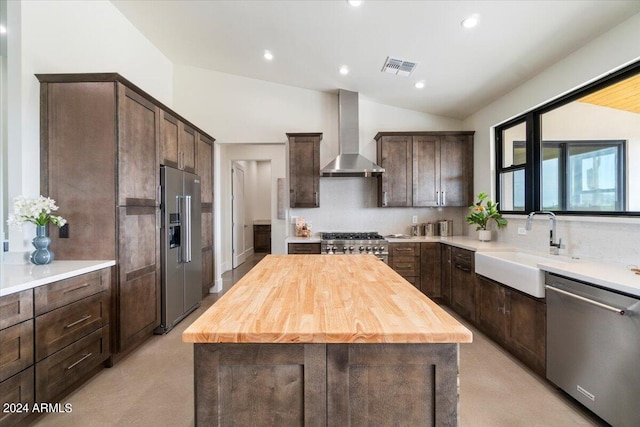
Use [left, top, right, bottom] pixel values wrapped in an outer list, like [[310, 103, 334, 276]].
[[495, 61, 640, 216]]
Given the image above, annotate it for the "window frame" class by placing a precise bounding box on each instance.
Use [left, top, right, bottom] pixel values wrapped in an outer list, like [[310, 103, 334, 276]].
[[495, 60, 640, 217]]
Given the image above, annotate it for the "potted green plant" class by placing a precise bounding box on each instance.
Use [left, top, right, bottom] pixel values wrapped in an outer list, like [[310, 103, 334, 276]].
[[465, 192, 507, 241]]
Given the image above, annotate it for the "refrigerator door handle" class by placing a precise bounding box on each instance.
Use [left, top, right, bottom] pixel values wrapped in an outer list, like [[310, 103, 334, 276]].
[[184, 195, 192, 263]]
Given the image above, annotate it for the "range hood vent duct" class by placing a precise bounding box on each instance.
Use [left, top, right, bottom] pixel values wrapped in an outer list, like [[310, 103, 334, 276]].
[[320, 89, 385, 178]]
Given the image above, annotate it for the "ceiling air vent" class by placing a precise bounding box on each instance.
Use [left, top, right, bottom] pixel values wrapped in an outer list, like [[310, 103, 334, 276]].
[[381, 56, 419, 77]]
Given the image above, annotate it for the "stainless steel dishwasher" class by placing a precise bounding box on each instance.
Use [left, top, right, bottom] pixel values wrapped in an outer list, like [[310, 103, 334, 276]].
[[546, 272, 640, 427]]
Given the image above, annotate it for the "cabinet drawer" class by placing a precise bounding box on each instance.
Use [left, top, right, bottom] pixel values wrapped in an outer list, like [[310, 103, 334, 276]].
[[0, 367, 34, 427], [36, 326, 110, 403], [390, 257, 420, 277], [390, 243, 420, 257], [452, 248, 473, 266], [0, 290, 33, 331], [36, 293, 110, 362], [35, 269, 108, 315], [288, 243, 321, 254], [0, 321, 34, 382]]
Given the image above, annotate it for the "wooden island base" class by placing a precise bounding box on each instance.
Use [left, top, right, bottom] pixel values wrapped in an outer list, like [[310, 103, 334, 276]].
[[194, 342, 459, 426]]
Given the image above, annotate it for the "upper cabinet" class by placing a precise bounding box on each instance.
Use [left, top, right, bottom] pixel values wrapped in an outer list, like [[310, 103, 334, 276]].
[[287, 133, 322, 208], [160, 110, 196, 172], [375, 131, 474, 207]]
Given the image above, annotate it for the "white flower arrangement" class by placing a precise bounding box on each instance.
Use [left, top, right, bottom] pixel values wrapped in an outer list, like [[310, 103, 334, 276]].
[[7, 195, 67, 228]]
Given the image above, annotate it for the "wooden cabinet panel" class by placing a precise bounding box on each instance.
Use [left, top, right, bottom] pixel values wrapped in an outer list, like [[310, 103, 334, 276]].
[[36, 326, 110, 403], [505, 290, 546, 376], [0, 367, 34, 427], [34, 269, 107, 316], [202, 247, 214, 297], [197, 134, 214, 205], [35, 293, 109, 362], [253, 225, 271, 253], [288, 133, 321, 208], [377, 135, 412, 207], [118, 206, 160, 350], [476, 275, 507, 343], [390, 257, 419, 277], [440, 134, 473, 207], [160, 110, 179, 167], [201, 209, 213, 249], [389, 242, 420, 257], [440, 245, 452, 304], [450, 247, 475, 322], [0, 321, 34, 382], [0, 290, 33, 331], [420, 243, 441, 298], [287, 243, 321, 254], [117, 84, 159, 206], [413, 135, 440, 207], [180, 123, 196, 172]]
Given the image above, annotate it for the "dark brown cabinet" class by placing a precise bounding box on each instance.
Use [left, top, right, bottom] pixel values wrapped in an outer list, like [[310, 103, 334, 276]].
[[253, 223, 271, 253], [287, 133, 321, 208], [375, 132, 474, 207], [420, 243, 442, 298], [389, 243, 421, 291], [450, 247, 476, 322], [475, 274, 546, 376], [440, 244, 452, 305], [287, 243, 321, 254], [38, 73, 216, 354]]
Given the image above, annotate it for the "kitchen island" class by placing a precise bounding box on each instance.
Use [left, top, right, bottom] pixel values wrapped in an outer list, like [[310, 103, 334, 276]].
[[183, 255, 472, 426]]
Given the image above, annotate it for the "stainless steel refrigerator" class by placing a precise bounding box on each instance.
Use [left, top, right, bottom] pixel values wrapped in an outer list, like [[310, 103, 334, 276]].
[[156, 165, 202, 334]]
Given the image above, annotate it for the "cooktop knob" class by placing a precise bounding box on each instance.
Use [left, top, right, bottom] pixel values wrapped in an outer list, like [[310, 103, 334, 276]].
[[359, 246, 364, 251], [366, 246, 372, 252], [349, 246, 354, 252]]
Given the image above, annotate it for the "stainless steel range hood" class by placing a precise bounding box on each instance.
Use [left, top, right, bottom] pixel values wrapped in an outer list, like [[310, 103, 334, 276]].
[[320, 89, 384, 177]]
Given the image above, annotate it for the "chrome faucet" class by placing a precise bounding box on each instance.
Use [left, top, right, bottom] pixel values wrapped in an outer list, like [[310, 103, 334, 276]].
[[526, 211, 562, 255]]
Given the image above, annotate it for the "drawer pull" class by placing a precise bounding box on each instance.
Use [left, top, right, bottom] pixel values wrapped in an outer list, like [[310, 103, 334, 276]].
[[62, 283, 91, 294], [65, 314, 92, 329], [396, 248, 414, 252], [67, 352, 93, 370]]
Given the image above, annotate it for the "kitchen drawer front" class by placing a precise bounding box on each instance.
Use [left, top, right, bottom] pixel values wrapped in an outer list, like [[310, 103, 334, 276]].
[[390, 256, 420, 277], [390, 243, 420, 258], [0, 366, 35, 427], [403, 275, 422, 291], [0, 290, 33, 331], [452, 248, 473, 268], [34, 269, 109, 315], [36, 326, 110, 403], [287, 243, 321, 254], [0, 321, 34, 383], [35, 292, 110, 362]]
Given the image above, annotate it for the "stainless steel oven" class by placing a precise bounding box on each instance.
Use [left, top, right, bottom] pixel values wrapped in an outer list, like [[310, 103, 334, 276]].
[[320, 232, 388, 264]]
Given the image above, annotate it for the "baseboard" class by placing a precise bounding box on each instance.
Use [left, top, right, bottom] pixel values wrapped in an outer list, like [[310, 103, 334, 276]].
[[209, 278, 223, 294]]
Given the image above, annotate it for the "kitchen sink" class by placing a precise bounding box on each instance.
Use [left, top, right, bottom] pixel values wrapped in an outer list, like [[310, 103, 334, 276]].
[[474, 251, 552, 298]]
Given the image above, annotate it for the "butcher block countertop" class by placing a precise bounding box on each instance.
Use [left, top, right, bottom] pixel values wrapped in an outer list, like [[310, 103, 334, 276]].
[[183, 254, 472, 344]]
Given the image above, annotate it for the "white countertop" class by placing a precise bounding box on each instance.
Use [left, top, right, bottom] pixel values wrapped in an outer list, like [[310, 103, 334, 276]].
[[0, 260, 116, 297], [385, 235, 515, 252], [286, 236, 322, 243]]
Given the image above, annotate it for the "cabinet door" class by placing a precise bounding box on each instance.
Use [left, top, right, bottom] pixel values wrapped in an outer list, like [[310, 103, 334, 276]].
[[505, 290, 546, 376], [420, 243, 441, 298], [476, 275, 507, 344], [197, 133, 214, 204], [288, 134, 321, 208], [440, 245, 452, 304], [117, 84, 159, 206], [180, 123, 196, 172], [450, 249, 475, 322], [159, 110, 179, 168], [378, 135, 412, 207], [413, 135, 440, 207], [117, 206, 160, 351], [439, 134, 472, 207]]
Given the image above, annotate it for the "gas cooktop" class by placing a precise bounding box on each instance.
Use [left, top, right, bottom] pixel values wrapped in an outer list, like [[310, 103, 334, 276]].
[[320, 232, 385, 240]]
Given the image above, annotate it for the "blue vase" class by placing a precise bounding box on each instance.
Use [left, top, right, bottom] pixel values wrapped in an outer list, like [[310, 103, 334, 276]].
[[31, 225, 54, 265]]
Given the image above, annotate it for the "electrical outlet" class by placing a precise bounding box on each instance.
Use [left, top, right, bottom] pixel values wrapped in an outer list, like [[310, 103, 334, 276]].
[[412, 215, 418, 224], [517, 227, 527, 235], [59, 223, 69, 238]]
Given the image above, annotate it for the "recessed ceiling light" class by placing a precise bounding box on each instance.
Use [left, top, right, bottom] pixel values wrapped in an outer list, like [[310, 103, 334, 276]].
[[414, 81, 425, 89], [461, 14, 479, 29], [263, 50, 274, 61], [0, 25, 6, 34], [347, 0, 362, 6], [339, 65, 350, 75]]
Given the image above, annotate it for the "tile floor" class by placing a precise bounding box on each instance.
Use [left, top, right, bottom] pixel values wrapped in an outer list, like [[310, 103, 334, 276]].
[[32, 254, 607, 426]]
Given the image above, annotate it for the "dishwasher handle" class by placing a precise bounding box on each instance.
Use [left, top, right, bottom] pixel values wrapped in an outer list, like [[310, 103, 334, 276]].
[[546, 285, 626, 316]]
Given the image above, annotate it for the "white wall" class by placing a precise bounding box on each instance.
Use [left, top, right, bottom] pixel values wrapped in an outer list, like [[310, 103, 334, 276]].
[[254, 161, 272, 221], [7, 0, 173, 253], [463, 11, 640, 264]]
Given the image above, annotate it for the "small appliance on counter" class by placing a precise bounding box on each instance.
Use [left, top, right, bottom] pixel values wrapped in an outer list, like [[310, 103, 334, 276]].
[[439, 220, 453, 237], [424, 223, 439, 237]]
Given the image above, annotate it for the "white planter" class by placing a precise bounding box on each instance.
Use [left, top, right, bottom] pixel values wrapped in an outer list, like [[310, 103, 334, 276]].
[[478, 229, 492, 241]]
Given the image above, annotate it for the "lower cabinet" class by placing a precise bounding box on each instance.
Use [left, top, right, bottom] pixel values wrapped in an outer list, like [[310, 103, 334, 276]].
[[476, 274, 546, 376], [450, 247, 476, 323], [389, 243, 421, 291], [0, 267, 112, 426], [253, 224, 271, 253], [287, 243, 321, 254], [420, 243, 441, 298]]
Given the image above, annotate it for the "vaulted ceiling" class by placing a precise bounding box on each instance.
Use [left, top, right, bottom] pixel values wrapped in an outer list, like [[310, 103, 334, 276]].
[[111, 1, 640, 119]]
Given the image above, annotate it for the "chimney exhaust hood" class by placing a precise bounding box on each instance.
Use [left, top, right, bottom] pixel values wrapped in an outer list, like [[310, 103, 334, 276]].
[[320, 89, 384, 177]]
